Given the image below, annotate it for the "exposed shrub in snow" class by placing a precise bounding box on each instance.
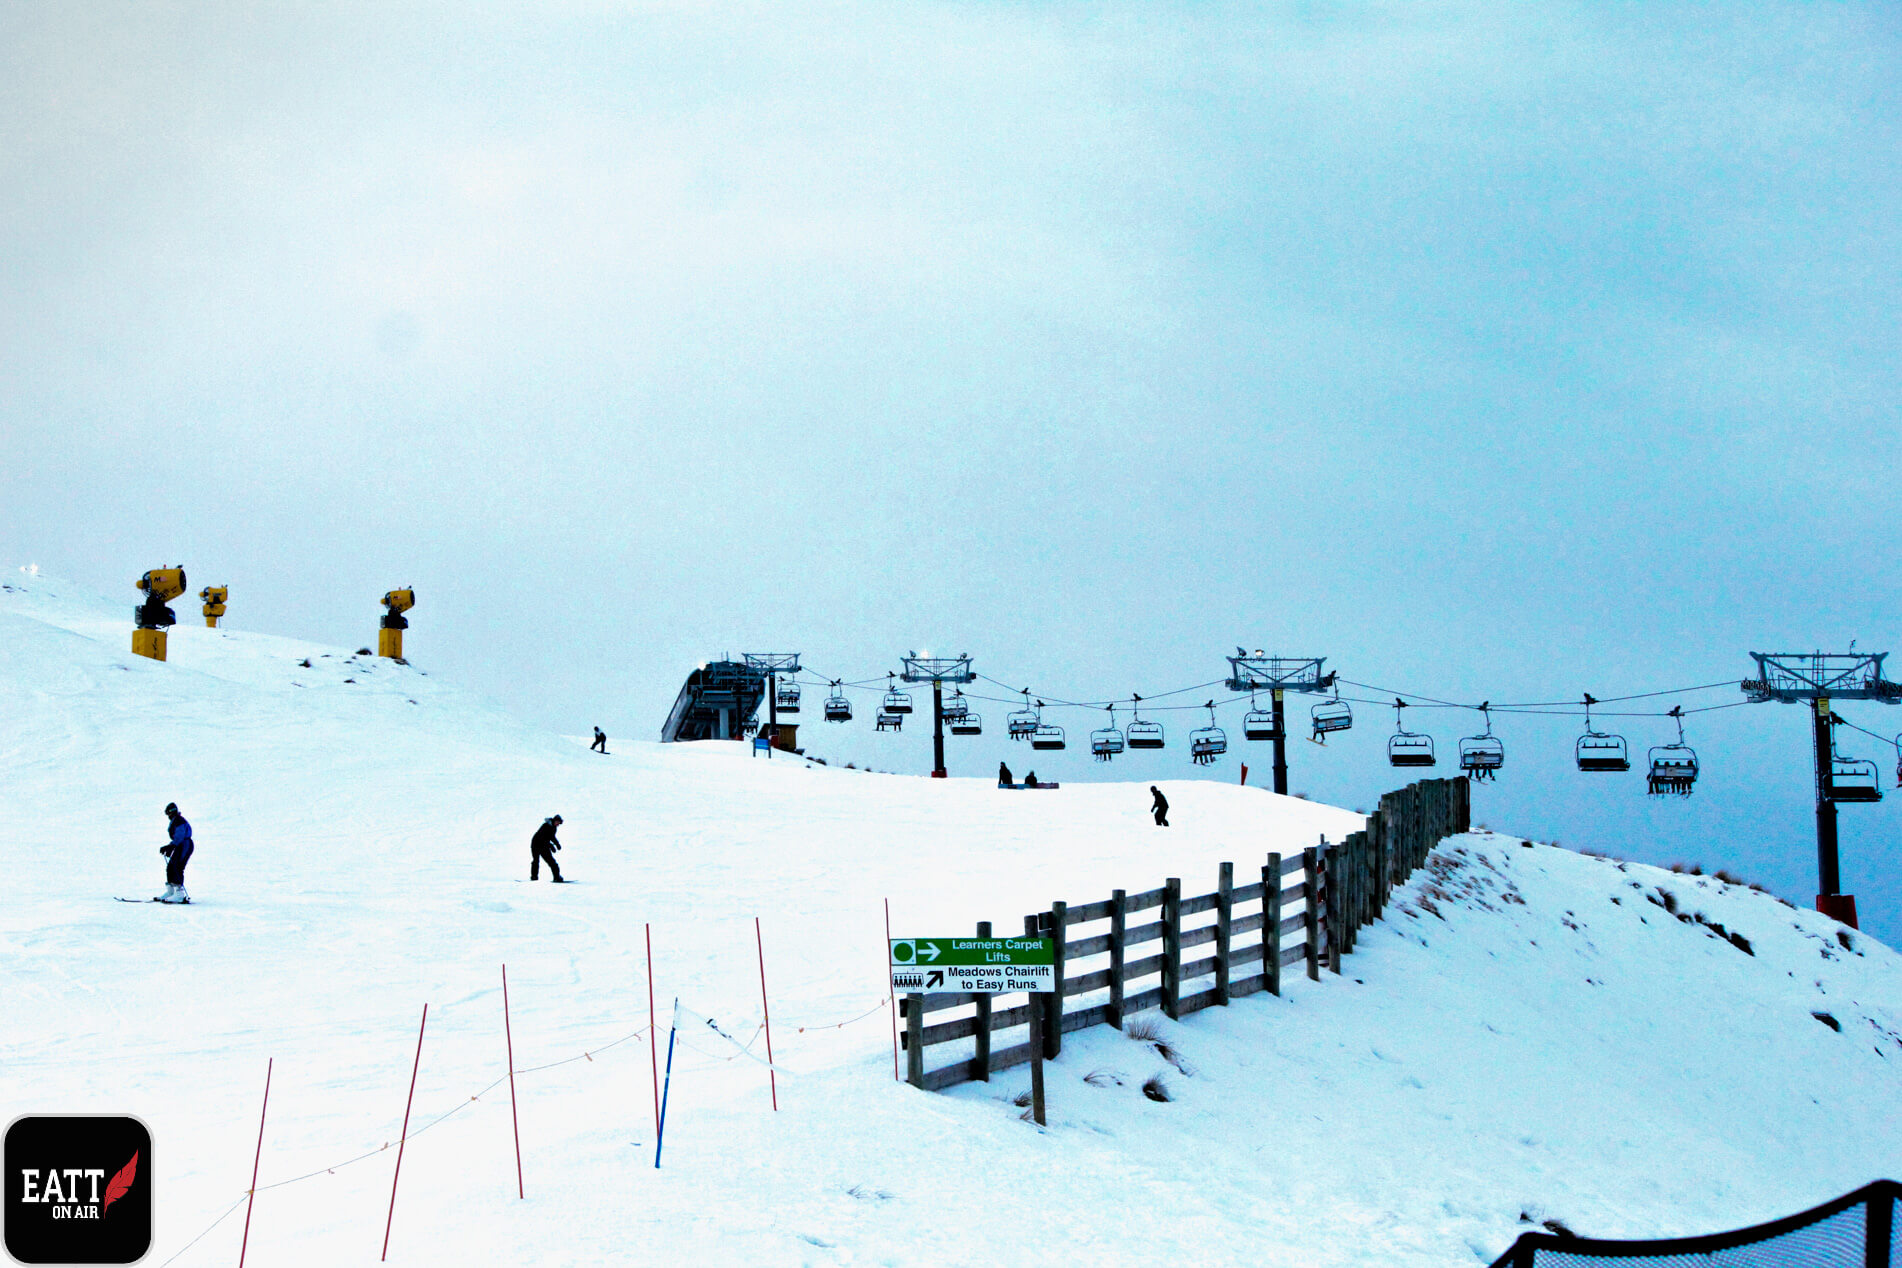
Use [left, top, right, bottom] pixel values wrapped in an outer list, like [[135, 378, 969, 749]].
[[1142, 1075, 1171, 1102], [1123, 1015, 1162, 1042], [1812, 1011, 1842, 1032], [1083, 1068, 1125, 1088]]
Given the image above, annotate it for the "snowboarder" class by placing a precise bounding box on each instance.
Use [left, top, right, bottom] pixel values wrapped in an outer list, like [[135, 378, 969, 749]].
[[591, 727, 608, 754], [1150, 786, 1169, 827], [158, 803, 193, 902], [998, 761, 1013, 788], [1023, 771, 1039, 789], [530, 815, 566, 882]]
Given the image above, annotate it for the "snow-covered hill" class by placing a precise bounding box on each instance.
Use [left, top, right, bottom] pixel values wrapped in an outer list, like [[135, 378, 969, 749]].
[[3, 568, 1897, 1266]]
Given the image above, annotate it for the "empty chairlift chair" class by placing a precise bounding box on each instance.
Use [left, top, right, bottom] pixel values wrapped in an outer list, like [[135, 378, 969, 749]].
[[950, 710, 983, 736], [1457, 706, 1503, 781], [1575, 696, 1631, 772], [1125, 695, 1166, 750], [823, 681, 853, 723], [881, 680, 913, 715], [1189, 701, 1227, 766], [1825, 752, 1882, 803], [1387, 699, 1436, 768], [1243, 695, 1280, 742], [876, 709, 903, 732], [1091, 707, 1125, 762], [1646, 708, 1697, 795]]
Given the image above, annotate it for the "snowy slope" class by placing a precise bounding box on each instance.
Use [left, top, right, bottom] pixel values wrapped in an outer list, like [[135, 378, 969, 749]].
[[2, 568, 1898, 1267]]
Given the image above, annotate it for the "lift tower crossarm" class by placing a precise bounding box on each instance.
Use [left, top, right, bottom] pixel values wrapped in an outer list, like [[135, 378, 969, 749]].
[[901, 655, 975, 779], [1225, 653, 1331, 796]]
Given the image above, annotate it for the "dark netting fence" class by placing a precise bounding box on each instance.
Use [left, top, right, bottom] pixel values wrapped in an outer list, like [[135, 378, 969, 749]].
[[1489, 1181, 1896, 1268]]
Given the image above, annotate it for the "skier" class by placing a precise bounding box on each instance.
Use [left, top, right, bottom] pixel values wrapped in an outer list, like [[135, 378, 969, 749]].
[[158, 803, 193, 902], [591, 726, 608, 754], [998, 761, 1013, 788], [1150, 786, 1169, 827], [529, 815, 566, 882]]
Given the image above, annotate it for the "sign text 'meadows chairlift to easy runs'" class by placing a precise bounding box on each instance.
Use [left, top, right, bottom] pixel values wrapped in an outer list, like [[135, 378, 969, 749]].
[[889, 938, 1055, 993]]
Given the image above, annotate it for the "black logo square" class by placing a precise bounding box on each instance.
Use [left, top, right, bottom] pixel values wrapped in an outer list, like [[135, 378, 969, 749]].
[[4, 1116, 152, 1264]]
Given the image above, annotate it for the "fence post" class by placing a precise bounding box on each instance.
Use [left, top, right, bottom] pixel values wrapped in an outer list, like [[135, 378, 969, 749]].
[[904, 994, 924, 1088], [1324, 840, 1342, 974], [1302, 847, 1320, 981], [1023, 914, 1046, 1126], [1264, 853, 1283, 997], [973, 919, 992, 1081], [1215, 862, 1233, 1005], [1044, 901, 1066, 1058], [1162, 877, 1182, 1019], [1108, 890, 1126, 1029]]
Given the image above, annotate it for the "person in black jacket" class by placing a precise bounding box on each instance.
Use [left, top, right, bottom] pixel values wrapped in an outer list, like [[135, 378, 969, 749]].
[[591, 727, 608, 754], [530, 815, 566, 882], [998, 761, 1013, 788], [1150, 786, 1169, 827]]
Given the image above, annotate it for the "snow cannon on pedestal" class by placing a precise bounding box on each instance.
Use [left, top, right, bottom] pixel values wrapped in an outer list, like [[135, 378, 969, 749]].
[[378, 588, 414, 660], [199, 585, 228, 627], [133, 567, 186, 661]]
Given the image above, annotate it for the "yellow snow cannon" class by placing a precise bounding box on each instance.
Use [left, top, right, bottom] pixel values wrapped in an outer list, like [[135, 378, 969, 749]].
[[133, 567, 187, 661], [200, 585, 228, 627], [378, 588, 415, 660]]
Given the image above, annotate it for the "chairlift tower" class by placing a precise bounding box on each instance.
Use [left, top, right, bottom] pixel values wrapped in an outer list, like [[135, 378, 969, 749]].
[[1742, 651, 1901, 928], [743, 653, 801, 755], [1225, 653, 1331, 795], [901, 654, 976, 779]]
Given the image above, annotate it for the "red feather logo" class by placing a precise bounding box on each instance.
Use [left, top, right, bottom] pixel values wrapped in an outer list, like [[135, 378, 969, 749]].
[[102, 1151, 137, 1213]]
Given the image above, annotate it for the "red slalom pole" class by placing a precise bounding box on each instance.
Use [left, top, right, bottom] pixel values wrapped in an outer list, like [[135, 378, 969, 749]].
[[237, 1058, 272, 1268], [381, 1004, 428, 1262], [884, 898, 898, 1082], [645, 923, 660, 1139], [754, 917, 778, 1111], [502, 966, 523, 1199]]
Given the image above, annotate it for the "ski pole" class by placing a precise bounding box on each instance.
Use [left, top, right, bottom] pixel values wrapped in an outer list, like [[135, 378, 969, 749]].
[[654, 999, 679, 1169]]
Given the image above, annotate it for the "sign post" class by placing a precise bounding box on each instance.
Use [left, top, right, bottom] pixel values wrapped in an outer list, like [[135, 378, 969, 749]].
[[890, 933, 1054, 1124]]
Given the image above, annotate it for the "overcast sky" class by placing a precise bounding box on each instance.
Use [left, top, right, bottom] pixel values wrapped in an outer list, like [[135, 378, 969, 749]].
[[5, 2, 1899, 936]]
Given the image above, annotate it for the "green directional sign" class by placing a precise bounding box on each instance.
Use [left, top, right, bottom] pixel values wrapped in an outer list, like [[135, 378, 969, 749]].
[[889, 937, 1055, 993]]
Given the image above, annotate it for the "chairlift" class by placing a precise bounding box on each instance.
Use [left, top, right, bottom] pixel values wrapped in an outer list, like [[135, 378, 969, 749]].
[[1242, 694, 1281, 742], [1310, 695, 1353, 743], [950, 712, 983, 737], [1575, 695, 1630, 772], [1031, 721, 1067, 751], [1090, 705, 1125, 761], [1008, 689, 1040, 740], [1387, 699, 1436, 768], [1825, 752, 1882, 803], [942, 691, 970, 723], [775, 679, 801, 713], [1125, 695, 1166, 749], [881, 673, 913, 715], [876, 710, 903, 733], [1457, 703, 1503, 781], [1895, 735, 1902, 790], [823, 681, 853, 724], [1189, 701, 1227, 766], [1646, 706, 1698, 796]]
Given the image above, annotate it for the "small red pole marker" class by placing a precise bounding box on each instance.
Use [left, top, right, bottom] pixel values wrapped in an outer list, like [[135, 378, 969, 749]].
[[502, 966, 523, 1198], [237, 1057, 272, 1268], [754, 917, 778, 1111], [1241, 763, 1249, 786], [381, 1004, 428, 1262], [884, 898, 898, 1082], [645, 923, 661, 1139]]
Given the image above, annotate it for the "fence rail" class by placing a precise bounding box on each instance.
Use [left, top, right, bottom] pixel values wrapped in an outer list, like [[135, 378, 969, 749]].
[[900, 777, 1471, 1091]]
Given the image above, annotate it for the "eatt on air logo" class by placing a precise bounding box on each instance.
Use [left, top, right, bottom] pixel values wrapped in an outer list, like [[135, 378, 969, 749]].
[[5, 1117, 151, 1265]]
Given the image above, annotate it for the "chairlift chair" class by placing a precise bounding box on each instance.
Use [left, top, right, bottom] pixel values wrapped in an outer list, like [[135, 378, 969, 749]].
[[875, 710, 903, 733], [882, 688, 913, 715], [1457, 704, 1503, 781], [1189, 701, 1227, 766], [1825, 753, 1882, 803], [1646, 707, 1697, 795], [1575, 696, 1630, 772], [775, 680, 801, 713], [1895, 735, 1902, 790], [823, 692, 853, 723], [950, 712, 983, 736], [1387, 699, 1435, 767], [1243, 698, 1281, 742], [1031, 723, 1067, 751], [1008, 689, 1040, 740], [1125, 695, 1166, 749], [1310, 697, 1353, 743], [942, 692, 970, 722], [1090, 707, 1125, 761]]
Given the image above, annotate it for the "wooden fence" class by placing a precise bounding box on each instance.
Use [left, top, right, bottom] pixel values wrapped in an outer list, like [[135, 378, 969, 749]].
[[900, 776, 1471, 1091]]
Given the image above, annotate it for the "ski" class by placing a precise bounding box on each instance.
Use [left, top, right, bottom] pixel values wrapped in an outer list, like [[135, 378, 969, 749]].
[[115, 897, 191, 904]]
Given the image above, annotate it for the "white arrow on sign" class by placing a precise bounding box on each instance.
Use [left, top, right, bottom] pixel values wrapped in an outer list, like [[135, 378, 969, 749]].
[[917, 942, 941, 962]]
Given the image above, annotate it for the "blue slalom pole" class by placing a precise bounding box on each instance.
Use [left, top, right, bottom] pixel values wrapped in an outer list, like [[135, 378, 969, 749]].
[[654, 999, 679, 1169]]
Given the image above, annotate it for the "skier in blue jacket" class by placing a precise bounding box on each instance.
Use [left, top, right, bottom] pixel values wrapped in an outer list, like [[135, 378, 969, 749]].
[[159, 803, 193, 903]]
